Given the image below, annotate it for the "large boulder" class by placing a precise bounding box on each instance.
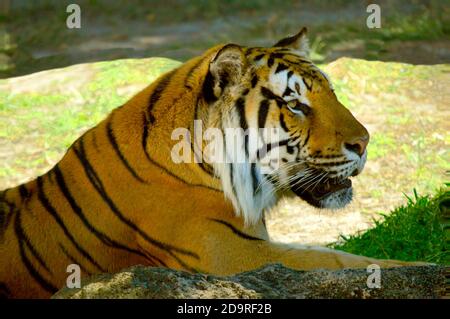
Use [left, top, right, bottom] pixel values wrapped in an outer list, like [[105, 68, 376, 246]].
[[52, 264, 448, 299]]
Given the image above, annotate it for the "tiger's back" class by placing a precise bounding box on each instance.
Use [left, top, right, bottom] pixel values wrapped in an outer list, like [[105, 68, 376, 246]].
[[0, 48, 233, 298], [0, 129, 154, 298]]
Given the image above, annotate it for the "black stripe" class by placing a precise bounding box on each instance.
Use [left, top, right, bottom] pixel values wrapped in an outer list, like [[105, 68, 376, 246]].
[[279, 113, 289, 132], [236, 97, 247, 130], [236, 97, 249, 156], [147, 69, 177, 119], [302, 77, 313, 91], [0, 192, 15, 236], [258, 99, 270, 128], [283, 86, 294, 97], [295, 102, 311, 116], [288, 71, 294, 80], [14, 212, 58, 294], [229, 163, 235, 196], [19, 185, 30, 200], [141, 115, 220, 192], [142, 111, 151, 164], [251, 163, 259, 194], [275, 63, 289, 74], [193, 139, 215, 176], [136, 243, 167, 268], [190, 99, 215, 178], [142, 69, 177, 154], [106, 119, 147, 183], [272, 52, 312, 63], [295, 82, 301, 95], [36, 176, 106, 272], [59, 243, 91, 275], [73, 140, 199, 271], [184, 57, 205, 90], [257, 138, 290, 160], [246, 47, 259, 55], [202, 71, 217, 103], [271, 52, 288, 59], [15, 210, 53, 274], [260, 86, 281, 101], [209, 218, 263, 241], [191, 107, 215, 176], [198, 161, 215, 176], [47, 170, 55, 184], [53, 165, 166, 267], [253, 54, 264, 61], [267, 55, 275, 68], [302, 129, 311, 148], [286, 145, 295, 154], [251, 74, 258, 88]]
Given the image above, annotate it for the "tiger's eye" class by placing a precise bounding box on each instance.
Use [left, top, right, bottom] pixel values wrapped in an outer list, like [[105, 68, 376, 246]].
[[287, 100, 311, 115]]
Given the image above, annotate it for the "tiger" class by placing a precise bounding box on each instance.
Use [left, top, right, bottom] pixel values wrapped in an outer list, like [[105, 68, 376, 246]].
[[0, 27, 425, 299]]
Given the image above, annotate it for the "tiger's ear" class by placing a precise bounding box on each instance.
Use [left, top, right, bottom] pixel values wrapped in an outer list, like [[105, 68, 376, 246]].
[[208, 44, 247, 98], [273, 27, 309, 57]]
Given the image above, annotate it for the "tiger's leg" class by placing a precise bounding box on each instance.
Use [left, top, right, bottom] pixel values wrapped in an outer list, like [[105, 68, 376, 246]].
[[163, 217, 426, 276], [200, 240, 420, 275]]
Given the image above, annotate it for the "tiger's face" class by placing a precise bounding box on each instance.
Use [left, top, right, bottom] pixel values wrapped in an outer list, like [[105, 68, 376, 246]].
[[244, 47, 369, 210], [205, 28, 369, 222]]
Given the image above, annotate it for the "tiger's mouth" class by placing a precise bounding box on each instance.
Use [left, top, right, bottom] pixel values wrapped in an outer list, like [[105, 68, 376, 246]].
[[290, 176, 353, 208]]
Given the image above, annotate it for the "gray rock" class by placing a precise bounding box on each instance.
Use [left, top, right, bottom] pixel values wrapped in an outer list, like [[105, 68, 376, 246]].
[[52, 263, 448, 299]]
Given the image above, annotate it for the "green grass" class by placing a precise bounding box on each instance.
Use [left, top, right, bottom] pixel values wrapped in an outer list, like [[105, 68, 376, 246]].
[[375, 12, 448, 42], [331, 188, 450, 265], [367, 133, 397, 160], [311, 9, 449, 62], [4, 0, 449, 78]]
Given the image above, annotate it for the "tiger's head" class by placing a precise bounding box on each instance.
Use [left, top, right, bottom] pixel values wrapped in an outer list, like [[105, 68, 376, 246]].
[[202, 28, 369, 224]]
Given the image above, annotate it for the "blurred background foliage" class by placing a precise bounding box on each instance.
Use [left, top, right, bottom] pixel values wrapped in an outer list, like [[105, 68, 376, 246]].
[[0, 0, 449, 78]]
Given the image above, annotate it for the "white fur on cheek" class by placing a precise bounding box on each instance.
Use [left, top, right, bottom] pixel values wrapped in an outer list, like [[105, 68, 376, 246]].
[[268, 70, 288, 96], [211, 112, 277, 226]]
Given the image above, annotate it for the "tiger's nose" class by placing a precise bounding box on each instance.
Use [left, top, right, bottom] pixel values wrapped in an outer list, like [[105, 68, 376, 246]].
[[344, 135, 369, 157]]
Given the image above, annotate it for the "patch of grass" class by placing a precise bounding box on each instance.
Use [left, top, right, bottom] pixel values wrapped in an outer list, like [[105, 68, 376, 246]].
[[0, 58, 180, 147], [0, 93, 70, 111], [367, 133, 397, 160], [311, 8, 449, 62], [376, 12, 448, 42], [81, 58, 181, 126], [330, 188, 449, 265], [0, 58, 181, 182]]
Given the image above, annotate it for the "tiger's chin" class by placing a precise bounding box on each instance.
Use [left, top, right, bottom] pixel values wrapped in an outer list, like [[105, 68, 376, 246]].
[[289, 177, 353, 209]]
